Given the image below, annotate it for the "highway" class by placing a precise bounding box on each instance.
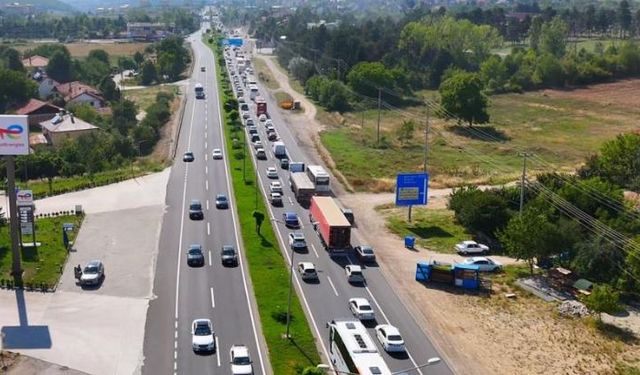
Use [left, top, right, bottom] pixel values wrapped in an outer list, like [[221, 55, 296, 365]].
[[222, 24, 454, 375], [142, 26, 269, 375]]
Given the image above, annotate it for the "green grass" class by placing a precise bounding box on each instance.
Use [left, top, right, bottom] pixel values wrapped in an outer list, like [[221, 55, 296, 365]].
[[380, 207, 470, 254], [125, 85, 180, 110], [0, 215, 83, 287], [207, 37, 320, 374], [20, 162, 163, 200]]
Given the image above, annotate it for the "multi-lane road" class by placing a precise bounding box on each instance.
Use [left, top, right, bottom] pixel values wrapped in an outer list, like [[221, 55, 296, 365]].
[[142, 18, 453, 375], [142, 28, 269, 375]]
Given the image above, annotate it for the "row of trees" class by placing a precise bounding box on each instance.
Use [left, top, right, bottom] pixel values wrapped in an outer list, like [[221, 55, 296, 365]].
[[447, 134, 640, 294], [138, 36, 191, 85]]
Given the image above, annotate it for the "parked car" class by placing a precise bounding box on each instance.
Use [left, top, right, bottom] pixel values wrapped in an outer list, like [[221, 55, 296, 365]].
[[229, 345, 253, 375], [183, 151, 195, 162], [189, 199, 204, 220], [354, 245, 375, 263], [212, 149, 223, 160], [215, 194, 229, 209], [345, 264, 364, 284], [269, 192, 282, 206], [283, 212, 300, 229], [187, 244, 205, 267], [288, 232, 307, 250], [374, 324, 405, 353], [80, 260, 104, 286], [297, 262, 318, 281], [191, 319, 215, 353], [269, 181, 283, 194], [461, 257, 502, 272], [349, 298, 375, 321], [221, 245, 238, 266], [455, 240, 489, 255]]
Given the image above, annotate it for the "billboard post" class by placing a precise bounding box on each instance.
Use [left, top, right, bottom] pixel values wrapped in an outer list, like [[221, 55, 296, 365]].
[[1, 115, 29, 282], [395, 172, 429, 222]]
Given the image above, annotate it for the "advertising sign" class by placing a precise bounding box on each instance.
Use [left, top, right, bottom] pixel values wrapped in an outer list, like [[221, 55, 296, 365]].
[[16, 189, 33, 206], [21, 222, 33, 235], [222, 38, 243, 46], [0, 115, 29, 155], [395, 173, 429, 206]]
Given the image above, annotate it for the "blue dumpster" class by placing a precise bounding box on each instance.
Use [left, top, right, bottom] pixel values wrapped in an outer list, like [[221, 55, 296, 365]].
[[404, 236, 416, 249]]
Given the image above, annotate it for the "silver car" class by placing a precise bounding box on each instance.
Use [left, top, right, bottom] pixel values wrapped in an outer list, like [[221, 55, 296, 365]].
[[80, 260, 104, 286]]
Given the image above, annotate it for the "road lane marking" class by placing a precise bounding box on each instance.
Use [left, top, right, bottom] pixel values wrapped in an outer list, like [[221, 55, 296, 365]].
[[205, 141, 208, 149], [209, 250, 212, 266], [205, 180, 209, 191], [210, 287, 215, 308], [211, 42, 267, 375], [206, 199, 209, 210], [288, 197, 293, 205], [205, 131, 208, 139], [205, 153, 208, 161], [310, 243, 319, 258], [215, 336, 221, 367], [326, 276, 339, 296], [207, 222, 211, 236], [205, 166, 208, 175]]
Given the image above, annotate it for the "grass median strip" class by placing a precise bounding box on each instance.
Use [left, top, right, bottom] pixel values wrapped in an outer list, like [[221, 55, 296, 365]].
[[205, 37, 321, 374]]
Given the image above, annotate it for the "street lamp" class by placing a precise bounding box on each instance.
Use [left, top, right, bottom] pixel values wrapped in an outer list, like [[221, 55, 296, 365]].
[[316, 357, 441, 375]]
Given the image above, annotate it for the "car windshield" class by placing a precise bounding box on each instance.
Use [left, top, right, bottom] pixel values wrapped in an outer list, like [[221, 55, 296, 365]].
[[233, 356, 250, 365], [191, 203, 201, 210], [388, 335, 403, 341], [222, 248, 235, 255], [194, 324, 211, 335], [351, 271, 362, 276], [217, 196, 227, 201], [362, 248, 374, 254], [359, 305, 372, 311], [84, 265, 99, 274], [188, 248, 201, 255]]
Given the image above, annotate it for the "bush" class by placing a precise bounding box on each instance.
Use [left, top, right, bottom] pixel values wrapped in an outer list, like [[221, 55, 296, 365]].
[[585, 284, 622, 316]]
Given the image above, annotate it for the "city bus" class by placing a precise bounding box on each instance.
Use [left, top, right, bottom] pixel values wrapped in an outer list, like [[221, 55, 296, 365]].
[[306, 165, 331, 194], [194, 83, 205, 99], [327, 319, 392, 375]]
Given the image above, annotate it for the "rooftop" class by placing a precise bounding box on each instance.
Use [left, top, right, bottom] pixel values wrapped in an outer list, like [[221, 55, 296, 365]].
[[40, 112, 99, 133], [16, 99, 61, 115]]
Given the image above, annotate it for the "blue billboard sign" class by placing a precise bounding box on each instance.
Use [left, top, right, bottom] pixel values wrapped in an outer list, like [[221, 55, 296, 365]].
[[395, 173, 429, 206], [222, 38, 244, 47]]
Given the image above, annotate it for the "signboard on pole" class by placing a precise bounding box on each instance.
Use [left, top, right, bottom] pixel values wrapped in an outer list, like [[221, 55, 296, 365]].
[[21, 222, 33, 235], [0, 115, 29, 155], [222, 37, 243, 46], [16, 190, 33, 206], [395, 173, 429, 206]]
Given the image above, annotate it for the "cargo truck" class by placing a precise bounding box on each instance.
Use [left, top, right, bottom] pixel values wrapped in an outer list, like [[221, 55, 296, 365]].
[[289, 172, 315, 207], [307, 165, 330, 194], [256, 97, 267, 116], [309, 196, 351, 251]]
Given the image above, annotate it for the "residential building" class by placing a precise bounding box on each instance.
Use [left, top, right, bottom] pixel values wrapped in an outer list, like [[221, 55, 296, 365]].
[[39, 111, 99, 147], [37, 77, 59, 99], [22, 55, 49, 69], [15, 99, 62, 126], [54, 81, 105, 108], [66, 91, 106, 109]]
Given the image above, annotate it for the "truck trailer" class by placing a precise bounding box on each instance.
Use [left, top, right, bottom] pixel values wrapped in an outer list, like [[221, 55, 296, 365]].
[[309, 196, 351, 251], [289, 172, 315, 207]]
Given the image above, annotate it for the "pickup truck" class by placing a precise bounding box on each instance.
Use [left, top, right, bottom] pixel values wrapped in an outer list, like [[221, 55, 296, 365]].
[[455, 240, 489, 255]]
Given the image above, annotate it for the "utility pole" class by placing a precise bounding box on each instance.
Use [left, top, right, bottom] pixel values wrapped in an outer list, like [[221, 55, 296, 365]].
[[6, 156, 22, 281], [285, 246, 295, 338], [519, 152, 529, 214], [376, 88, 382, 146]]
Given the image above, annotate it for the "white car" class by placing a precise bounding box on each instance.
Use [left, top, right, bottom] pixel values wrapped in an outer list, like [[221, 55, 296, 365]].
[[230, 345, 253, 375], [288, 232, 306, 250], [212, 149, 223, 159], [265, 119, 273, 126], [297, 262, 318, 281], [349, 298, 375, 321], [241, 111, 250, 120], [461, 257, 503, 272], [252, 140, 263, 149], [269, 192, 282, 206], [374, 324, 405, 353], [191, 319, 215, 353], [266, 167, 278, 179], [269, 181, 282, 194], [345, 264, 364, 284], [455, 240, 489, 255], [258, 114, 267, 122]]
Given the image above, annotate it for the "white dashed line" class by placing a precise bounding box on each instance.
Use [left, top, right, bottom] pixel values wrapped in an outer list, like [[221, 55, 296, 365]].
[[215, 336, 221, 366], [326, 276, 339, 296], [207, 222, 211, 236], [205, 180, 209, 191], [206, 200, 209, 210], [310, 243, 319, 258], [209, 250, 212, 266], [210, 287, 215, 308], [205, 166, 208, 175]]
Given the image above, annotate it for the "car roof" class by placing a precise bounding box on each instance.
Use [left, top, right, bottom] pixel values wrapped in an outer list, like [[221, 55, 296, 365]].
[[267, 166, 276, 170], [222, 245, 235, 251], [216, 193, 227, 198], [358, 245, 373, 250], [468, 257, 489, 262], [191, 199, 201, 204], [291, 232, 304, 239], [350, 297, 369, 305], [347, 265, 362, 271], [189, 244, 202, 249], [284, 212, 297, 218], [213, 148, 222, 152], [87, 260, 102, 267], [193, 318, 211, 325], [271, 181, 281, 185], [377, 324, 400, 335], [298, 261, 315, 269], [232, 345, 249, 356], [463, 240, 478, 245]]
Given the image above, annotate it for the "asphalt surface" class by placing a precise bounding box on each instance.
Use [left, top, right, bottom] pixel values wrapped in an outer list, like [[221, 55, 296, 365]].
[[224, 26, 454, 375], [142, 27, 269, 375]]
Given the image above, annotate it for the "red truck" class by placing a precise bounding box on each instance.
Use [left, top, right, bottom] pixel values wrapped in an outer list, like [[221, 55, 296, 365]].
[[309, 196, 351, 251], [256, 96, 267, 116]]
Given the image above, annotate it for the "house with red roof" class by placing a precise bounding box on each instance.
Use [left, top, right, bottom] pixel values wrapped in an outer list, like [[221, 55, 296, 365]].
[[16, 99, 63, 126], [54, 81, 106, 109], [22, 55, 49, 69]]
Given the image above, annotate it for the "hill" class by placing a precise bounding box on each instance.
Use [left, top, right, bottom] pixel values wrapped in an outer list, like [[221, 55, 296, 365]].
[[0, 0, 74, 12]]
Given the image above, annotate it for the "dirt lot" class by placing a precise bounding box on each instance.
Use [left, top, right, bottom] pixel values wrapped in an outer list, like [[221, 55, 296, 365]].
[[539, 79, 640, 109], [14, 41, 149, 60], [256, 51, 640, 374]]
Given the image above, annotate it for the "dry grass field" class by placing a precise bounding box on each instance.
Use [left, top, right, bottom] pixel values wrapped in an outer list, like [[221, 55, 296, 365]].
[[12, 41, 149, 62]]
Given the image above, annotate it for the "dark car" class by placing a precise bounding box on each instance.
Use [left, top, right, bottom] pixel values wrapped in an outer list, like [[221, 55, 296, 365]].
[[189, 199, 204, 220], [187, 244, 205, 266], [215, 194, 229, 209], [283, 212, 300, 229], [183, 151, 195, 162], [267, 132, 278, 141], [280, 158, 289, 169], [221, 245, 238, 266]]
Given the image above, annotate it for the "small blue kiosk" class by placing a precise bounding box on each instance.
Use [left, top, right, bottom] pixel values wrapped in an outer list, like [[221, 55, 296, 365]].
[[416, 260, 480, 290]]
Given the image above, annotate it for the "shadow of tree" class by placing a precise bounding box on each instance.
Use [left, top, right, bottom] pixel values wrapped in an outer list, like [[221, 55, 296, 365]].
[[595, 319, 638, 344], [407, 225, 453, 240], [447, 125, 511, 142]]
